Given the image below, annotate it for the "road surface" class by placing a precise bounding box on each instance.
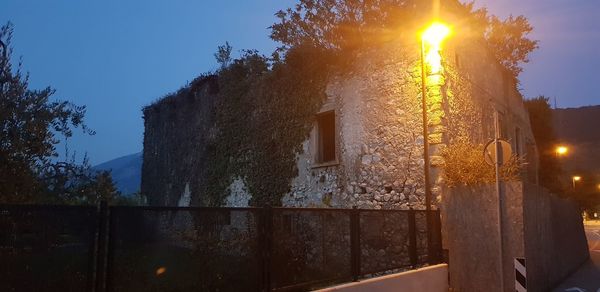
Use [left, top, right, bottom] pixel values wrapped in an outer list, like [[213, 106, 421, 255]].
[[552, 223, 600, 292]]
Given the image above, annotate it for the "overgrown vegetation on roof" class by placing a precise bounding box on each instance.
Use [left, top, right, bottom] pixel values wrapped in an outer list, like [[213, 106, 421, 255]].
[[146, 0, 539, 206]]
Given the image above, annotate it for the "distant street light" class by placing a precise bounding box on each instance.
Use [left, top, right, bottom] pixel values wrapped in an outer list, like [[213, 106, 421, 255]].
[[572, 176, 582, 188], [555, 146, 568, 157]]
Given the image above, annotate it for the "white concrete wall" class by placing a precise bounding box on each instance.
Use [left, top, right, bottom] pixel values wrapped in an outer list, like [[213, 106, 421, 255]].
[[314, 264, 448, 292]]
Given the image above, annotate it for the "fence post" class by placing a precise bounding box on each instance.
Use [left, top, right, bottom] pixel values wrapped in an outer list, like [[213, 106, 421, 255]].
[[87, 206, 99, 292], [95, 201, 109, 292], [408, 208, 418, 267], [105, 206, 116, 292], [350, 206, 360, 281], [426, 208, 436, 265], [433, 210, 443, 264], [260, 206, 273, 292]]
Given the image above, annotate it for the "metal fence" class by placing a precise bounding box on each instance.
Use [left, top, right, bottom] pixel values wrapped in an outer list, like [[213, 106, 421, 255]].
[[0, 204, 443, 292]]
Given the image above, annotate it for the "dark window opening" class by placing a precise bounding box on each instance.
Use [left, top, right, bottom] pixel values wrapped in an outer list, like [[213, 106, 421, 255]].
[[317, 111, 336, 163], [497, 112, 508, 139], [515, 127, 522, 156], [455, 53, 460, 69]]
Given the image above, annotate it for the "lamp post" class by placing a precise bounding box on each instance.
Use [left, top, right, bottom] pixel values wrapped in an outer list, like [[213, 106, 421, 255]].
[[420, 33, 432, 215], [420, 22, 450, 266], [555, 146, 568, 157], [420, 22, 451, 213], [572, 176, 581, 188]]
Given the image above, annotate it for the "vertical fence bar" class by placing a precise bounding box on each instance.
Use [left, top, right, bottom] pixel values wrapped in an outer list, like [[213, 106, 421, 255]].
[[260, 206, 273, 292], [433, 210, 443, 264], [94, 201, 109, 292], [105, 207, 117, 292], [87, 207, 100, 292], [350, 206, 360, 281], [408, 208, 418, 267], [426, 209, 436, 265]]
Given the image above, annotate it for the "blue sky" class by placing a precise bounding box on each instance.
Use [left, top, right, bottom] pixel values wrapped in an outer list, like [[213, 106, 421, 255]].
[[2, 0, 599, 164]]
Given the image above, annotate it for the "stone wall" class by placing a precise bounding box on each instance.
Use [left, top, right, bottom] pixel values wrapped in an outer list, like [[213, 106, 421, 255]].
[[281, 31, 537, 209], [441, 182, 588, 292], [282, 42, 427, 210], [142, 25, 537, 209], [522, 183, 589, 291], [141, 76, 220, 206]]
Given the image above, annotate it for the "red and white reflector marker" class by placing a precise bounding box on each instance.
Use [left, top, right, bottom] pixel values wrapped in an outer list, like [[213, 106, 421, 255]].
[[515, 257, 527, 292]]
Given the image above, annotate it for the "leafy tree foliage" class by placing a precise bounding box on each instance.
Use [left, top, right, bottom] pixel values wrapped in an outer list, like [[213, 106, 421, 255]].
[[441, 138, 522, 187], [199, 45, 336, 206], [270, 0, 420, 51], [524, 96, 564, 194], [460, 2, 538, 77], [568, 169, 600, 210], [270, 0, 538, 77], [214, 41, 232, 69], [0, 23, 120, 204]]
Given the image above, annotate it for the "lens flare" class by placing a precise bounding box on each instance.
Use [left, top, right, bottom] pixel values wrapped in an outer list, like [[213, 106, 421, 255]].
[[422, 23, 452, 46], [422, 22, 452, 75], [555, 146, 568, 155], [156, 267, 166, 276]]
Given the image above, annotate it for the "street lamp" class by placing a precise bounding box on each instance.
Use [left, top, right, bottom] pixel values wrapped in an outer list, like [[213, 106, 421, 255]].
[[555, 146, 568, 157], [419, 21, 451, 266], [572, 176, 581, 188], [420, 22, 451, 213]]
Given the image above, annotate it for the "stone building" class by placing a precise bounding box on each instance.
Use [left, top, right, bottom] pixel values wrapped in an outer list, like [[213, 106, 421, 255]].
[[141, 14, 537, 209]]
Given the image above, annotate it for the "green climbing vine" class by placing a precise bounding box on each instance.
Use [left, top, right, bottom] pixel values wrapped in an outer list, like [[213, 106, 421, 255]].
[[198, 45, 339, 206], [157, 0, 538, 207]]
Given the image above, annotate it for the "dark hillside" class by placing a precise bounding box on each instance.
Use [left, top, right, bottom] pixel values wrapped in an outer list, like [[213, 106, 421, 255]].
[[553, 105, 600, 174]]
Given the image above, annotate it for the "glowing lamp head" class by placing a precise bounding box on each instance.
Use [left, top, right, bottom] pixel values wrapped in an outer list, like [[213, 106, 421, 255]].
[[422, 22, 452, 47], [421, 22, 452, 75], [573, 176, 582, 182], [556, 146, 568, 155]]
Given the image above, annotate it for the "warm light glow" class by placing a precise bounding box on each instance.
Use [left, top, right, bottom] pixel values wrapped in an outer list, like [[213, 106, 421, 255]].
[[156, 267, 166, 276], [422, 23, 452, 47], [573, 176, 582, 182], [422, 22, 452, 75], [555, 146, 568, 156]]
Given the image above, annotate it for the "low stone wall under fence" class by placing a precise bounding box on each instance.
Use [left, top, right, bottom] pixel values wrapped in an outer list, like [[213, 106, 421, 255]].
[[0, 204, 444, 292], [441, 182, 589, 292]]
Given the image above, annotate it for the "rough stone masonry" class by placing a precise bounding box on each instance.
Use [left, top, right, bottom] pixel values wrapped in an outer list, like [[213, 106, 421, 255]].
[[142, 22, 537, 210]]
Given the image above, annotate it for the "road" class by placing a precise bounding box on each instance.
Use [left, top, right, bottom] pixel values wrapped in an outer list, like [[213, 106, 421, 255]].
[[552, 223, 600, 292], [588, 225, 600, 254]]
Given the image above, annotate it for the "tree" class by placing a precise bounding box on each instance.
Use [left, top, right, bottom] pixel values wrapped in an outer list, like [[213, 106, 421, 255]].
[[568, 170, 600, 210], [0, 22, 119, 204], [270, 0, 419, 51], [270, 0, 538, 78], [460, 2, 538, 77], [214, 41, 233, 69], [524, 96, 564, 194]]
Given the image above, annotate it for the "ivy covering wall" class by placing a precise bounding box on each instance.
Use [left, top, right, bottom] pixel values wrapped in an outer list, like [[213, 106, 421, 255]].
[[143, 46, 341, 206]]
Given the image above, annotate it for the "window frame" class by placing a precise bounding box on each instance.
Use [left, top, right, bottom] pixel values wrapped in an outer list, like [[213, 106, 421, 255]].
[[312, 109, 339, 168]]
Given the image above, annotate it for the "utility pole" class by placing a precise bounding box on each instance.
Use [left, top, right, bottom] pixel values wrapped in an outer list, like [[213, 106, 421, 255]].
[[494, 111, 505, 292]]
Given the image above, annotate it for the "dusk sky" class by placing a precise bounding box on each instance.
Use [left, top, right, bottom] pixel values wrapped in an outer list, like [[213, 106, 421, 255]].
[[2, 0, 599, 164]]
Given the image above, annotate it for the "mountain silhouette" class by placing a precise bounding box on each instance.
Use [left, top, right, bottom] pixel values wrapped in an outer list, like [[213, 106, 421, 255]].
[[93, 152, 142, 195]]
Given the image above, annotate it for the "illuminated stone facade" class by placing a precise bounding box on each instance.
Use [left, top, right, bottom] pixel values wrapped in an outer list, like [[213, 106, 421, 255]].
[[281, 34, 537, 209], [142, 30, 537, 209]]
